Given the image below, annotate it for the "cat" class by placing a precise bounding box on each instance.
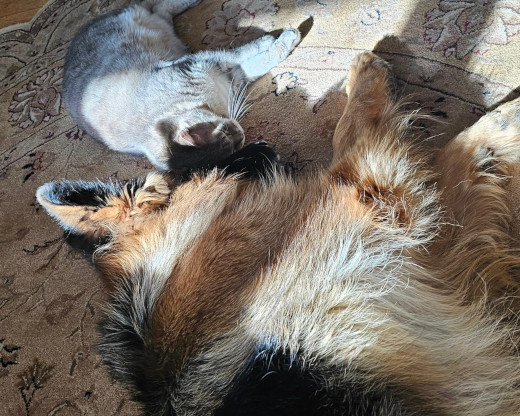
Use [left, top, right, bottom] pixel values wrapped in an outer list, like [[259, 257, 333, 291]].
[[63, 0, 300, 171], [37, 52, 520, 415]]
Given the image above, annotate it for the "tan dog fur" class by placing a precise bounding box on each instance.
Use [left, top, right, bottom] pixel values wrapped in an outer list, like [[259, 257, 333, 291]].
[[37, 52, 520, 415]]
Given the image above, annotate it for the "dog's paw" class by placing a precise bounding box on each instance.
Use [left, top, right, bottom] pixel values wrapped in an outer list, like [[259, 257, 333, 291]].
[[351, 52, 391, 74], [347, 52, 394, 97], [492, 96, 520, 133]]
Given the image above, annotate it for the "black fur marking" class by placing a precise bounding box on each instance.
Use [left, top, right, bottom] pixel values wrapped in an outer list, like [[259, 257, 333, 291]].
[[180, 141, 280, 180], [168, 140, 236, 172], [64, 232, 110, 260], [97, 275, 176, 416], [216, 347, 406, 416], [41, 180, 116, 207], [42, 178, 145, 207], [174, 57, 197, 78], [216, 141, 280, 179], [98, 288, 406, 416]]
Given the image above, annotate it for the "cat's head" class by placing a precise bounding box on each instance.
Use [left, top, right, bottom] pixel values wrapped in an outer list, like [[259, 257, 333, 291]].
[[157, 108, 245, 172]]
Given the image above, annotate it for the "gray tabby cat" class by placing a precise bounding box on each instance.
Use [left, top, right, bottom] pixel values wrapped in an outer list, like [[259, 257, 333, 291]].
[[63, 0, 300, 171]]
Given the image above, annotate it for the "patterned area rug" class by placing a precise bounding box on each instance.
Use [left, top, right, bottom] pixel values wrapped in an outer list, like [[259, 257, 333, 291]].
[[1, 0, 519, 414]]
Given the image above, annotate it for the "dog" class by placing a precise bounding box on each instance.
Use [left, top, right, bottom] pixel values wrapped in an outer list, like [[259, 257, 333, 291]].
[[37, 52, 520, 415]]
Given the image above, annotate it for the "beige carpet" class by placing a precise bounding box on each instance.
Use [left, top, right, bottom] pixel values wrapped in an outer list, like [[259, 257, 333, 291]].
[[1, 0, 519, 414]]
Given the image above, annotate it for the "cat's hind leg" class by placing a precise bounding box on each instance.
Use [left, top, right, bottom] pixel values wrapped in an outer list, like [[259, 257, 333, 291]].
[[232, 29, 301, 82]]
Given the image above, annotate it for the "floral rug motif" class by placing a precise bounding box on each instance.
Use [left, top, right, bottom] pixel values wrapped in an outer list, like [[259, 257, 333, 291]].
[[1, 0, 519, 414], [424, 0, 520, 58]]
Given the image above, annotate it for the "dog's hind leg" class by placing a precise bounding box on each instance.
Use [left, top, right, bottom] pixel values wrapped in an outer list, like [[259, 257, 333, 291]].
[[330, 52, 397, 161], [435, 97, 520, 307], [329, 52, 439, 248]]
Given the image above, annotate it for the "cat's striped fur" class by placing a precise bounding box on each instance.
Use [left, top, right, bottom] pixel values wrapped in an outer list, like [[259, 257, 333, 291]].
[[38, 52, 520, 415]]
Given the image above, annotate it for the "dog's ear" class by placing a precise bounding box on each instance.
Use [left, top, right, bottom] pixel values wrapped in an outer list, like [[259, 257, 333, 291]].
[[36, 173, 172, 245]]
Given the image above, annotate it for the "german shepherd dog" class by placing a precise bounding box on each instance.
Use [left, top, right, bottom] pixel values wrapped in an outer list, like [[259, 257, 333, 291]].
[[37, 53, 520, 415]]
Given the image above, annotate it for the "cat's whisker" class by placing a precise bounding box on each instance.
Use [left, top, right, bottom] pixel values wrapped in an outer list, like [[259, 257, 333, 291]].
[[231, 86, 245, 120], [236, 102, 254, 121], [228, 73, 239, 118], [234, 82, 249, 117], [237, 88, 256, 120], [227, 86, 233, 118], [229, 86, 238, 119], [231, 83, 254, 121], [236, 95, 254, 121], [241, 86, 256, 107]]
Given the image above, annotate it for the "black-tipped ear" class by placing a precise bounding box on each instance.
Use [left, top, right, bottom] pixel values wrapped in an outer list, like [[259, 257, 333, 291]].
[[36, 180, 124, 237], [179, 141, 281, 180], [168, 140, 236, 171], [36, 173, 172, 244], [37, 180, 117, 209]]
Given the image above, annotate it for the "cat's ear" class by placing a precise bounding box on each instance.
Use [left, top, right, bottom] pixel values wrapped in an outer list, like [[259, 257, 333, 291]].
[[36, 173, 172, 244], [179, 123, 222, 146], [158, 120, 220, 147], [157, 120, 196, 147]]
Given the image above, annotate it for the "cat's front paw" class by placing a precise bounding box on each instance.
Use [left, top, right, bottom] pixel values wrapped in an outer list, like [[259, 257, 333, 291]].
[[255, 35, 277, 52], [238, 28, 301, 81], [275, 29, 301, 53]]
